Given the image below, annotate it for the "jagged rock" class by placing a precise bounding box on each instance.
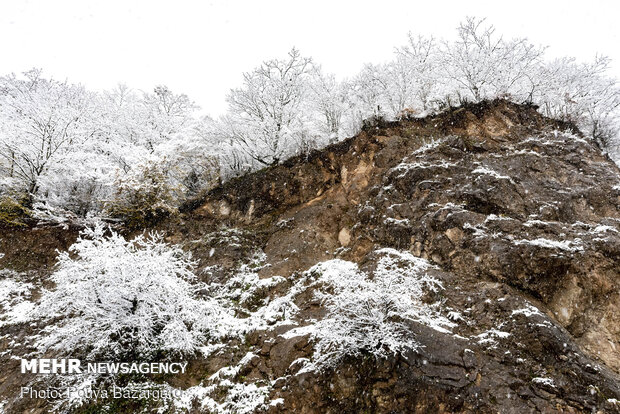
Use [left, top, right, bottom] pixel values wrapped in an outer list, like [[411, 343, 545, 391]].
[[179, 100, 620, 412]]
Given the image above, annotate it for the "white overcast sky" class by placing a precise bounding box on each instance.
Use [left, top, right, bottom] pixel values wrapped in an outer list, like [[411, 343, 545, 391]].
[[1, 0, 618, 116]]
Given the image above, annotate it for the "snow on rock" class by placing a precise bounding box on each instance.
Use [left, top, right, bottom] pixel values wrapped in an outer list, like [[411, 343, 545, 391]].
[[0, 271, 35, 327], [512, 237, 584, 253], [390, 160, 458, 179], [511, 303, 545, 318], [532, 377, 555, 388], [593, 225, 618, 234], [476, 329, 511, 346], [409, 138, 445, 156], [471, 166, 516, 184]]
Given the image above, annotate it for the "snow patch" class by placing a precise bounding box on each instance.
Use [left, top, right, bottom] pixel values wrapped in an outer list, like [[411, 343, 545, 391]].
[[471, 166, 516, 184], [384, 217, 410, 226], [391, 160, 458, 179], [513, 237, 583, 252], [511, 304, 544, 318], [0, 273, 35, 327], [532, 377, 555, 388], [477, 329, 510, 345], [593, 225, 618, 234]]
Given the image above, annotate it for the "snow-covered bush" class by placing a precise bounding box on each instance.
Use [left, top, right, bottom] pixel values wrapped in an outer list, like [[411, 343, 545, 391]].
[[307, 250, 454, 368], [34, 225, 231, 360], [274, 249, 455, 370], [222, 48, 319, 167]]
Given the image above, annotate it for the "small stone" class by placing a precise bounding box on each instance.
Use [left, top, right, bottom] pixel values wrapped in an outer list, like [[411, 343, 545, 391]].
[[445, 227, 464, 243], [338, 227, 351, 246], [219, 201, 231, 216]]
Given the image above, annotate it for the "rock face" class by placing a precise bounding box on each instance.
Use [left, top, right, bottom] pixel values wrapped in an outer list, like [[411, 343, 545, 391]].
[[179, 100, 620, 412], [1, 100, 620, 413]]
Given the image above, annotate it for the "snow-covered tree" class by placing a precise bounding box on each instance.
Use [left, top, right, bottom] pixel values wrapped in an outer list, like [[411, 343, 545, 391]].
[[160, 115, 222, 197], [0, 69, 98, 201], [441, 17, 544, 103], [224, 48, 314, 166], [141, 85, 198, 152], [34, 225, 230, 360], [536, 56, 620, 150], [380, 57, 414, 118], [349, 63, 390, 125], [394, 34, 440, 112], [307, 66, 351, 143]]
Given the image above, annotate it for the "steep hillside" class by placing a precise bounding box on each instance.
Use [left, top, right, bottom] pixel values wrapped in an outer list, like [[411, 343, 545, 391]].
[[1, 100, 620, 413]]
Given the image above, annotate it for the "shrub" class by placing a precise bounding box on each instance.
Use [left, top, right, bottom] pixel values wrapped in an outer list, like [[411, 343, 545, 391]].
[[307, 250, 454, 368], [34, 224, 231, 360], [106, 161, 177, 230], [0, 195, 31, 227], [271, 249, 456, 371]]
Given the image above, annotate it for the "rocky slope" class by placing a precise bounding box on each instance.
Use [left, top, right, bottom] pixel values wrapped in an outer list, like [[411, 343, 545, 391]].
[[1, 100, 620, 413]]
